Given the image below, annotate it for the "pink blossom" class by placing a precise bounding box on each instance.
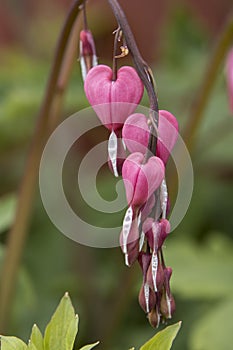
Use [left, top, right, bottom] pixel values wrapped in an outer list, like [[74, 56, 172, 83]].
[[122, 110, 179, 164], [84, 65, 144, 131], [122, 152, 165, 208]]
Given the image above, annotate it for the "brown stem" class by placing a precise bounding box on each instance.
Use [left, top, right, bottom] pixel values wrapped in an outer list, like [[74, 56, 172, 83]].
[[0, 0, 85, 332], [183, 11, 233, 152]]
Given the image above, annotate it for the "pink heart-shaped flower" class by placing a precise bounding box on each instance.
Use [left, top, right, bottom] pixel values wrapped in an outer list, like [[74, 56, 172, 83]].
[[122, 152, 164, 207], [122, 110, 178, 164], [84, 65, 144, 131]]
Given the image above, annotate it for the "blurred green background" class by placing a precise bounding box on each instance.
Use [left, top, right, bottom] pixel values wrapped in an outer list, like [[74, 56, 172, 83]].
[[0, 0, 233, 349]]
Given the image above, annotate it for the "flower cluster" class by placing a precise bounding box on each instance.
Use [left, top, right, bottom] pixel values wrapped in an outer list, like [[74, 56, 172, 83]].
[[79, 7, 178, 328]]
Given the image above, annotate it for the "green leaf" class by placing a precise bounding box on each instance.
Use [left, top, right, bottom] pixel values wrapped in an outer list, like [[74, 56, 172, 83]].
[[28, 340, 38, 350], [190, 298, 233, 350], [44, 292, 78, 350], [29, 324, 44, 350], [79, 341, 100, 350], [0, 336, 27, 350], [0, 194, 16, 233], [140, 322, 182, 350]]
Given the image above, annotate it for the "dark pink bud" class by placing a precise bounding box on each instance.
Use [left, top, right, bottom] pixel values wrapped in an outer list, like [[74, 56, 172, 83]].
[[84, 65, 144, 131], [158, 219, 170, 249], [157, 110, 179, 164], [148, 307, 160, 328], [138, 252, 151, 283], [226, 48, 233, 113], [146, 252, 165, 292], [143, 218, 160, 251], [160, 289, 176, 319], [122, 152, 164, 208], [79, 29, 97, 81], [138, 283, 156, 313]]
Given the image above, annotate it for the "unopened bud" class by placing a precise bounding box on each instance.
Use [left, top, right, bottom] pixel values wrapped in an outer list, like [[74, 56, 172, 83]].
[[148, 307, 160, 328], [147, 252, 164, 292], [160, 290, 175, 319], [138, 283, 156, 313], [79, 29, 98, 81]]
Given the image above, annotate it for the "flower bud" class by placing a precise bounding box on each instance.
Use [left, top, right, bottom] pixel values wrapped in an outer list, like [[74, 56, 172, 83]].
[[122, 152, 164, 208], [143, 218, 170, 251], [79, 29, 98, 81], [138, 283, 156, 313], [138, 251, 151, 283], [148, 307, 160, 328], [160, 290, 175, 319], [146, 252, 164, 292], [226, 48, 233, 113]]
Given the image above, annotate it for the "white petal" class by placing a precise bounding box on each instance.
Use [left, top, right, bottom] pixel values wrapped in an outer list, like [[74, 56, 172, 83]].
[[108, 131, 118, 177], [122, 206, 133, 254], [160, 178, 168, 219], [151, 251, 158, 292]]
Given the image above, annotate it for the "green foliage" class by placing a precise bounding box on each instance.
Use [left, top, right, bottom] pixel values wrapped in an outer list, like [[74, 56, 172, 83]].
[[140, 322, 181, 350], [0, 295, 181, 350], [0, 336, 28, 350], [78, 342, 100, 350], [0, 194, 16, 234], [44, 293, 78, 350]]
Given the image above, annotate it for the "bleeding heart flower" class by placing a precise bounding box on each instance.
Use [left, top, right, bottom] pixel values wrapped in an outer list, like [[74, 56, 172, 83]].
[[226, 48, 233, 113], [84, 65, 143, 177], [122, 152, 164, 208], [122, 110, 179, 164], [84, 65, 144, 131]]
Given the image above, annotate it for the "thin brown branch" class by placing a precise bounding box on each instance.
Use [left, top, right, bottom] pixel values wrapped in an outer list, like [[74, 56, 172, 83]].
[[0, 0, 85, 332]]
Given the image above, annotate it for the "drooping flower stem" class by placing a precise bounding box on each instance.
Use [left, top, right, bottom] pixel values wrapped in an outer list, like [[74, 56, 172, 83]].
[[112, 27, 121, 81], [108, 0, 159, 155], [0, 0, 85, 332], [183, 11, 233, 152]]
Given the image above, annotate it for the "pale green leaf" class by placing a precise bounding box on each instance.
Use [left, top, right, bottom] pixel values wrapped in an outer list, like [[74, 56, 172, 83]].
[[28, 340, 38, 350], [30, 324, 44, 350], [0, 194, 16, 233], [44, 293, 78, 350], [79, 341, 100, 350], [140, 322, 181, 350], [190, 298, 233, 350], [0, 336, 27, 350]]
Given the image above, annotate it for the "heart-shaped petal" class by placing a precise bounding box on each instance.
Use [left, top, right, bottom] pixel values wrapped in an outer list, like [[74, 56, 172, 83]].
[[84, 65, 144, 131], [122, 152, 165, 207]]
